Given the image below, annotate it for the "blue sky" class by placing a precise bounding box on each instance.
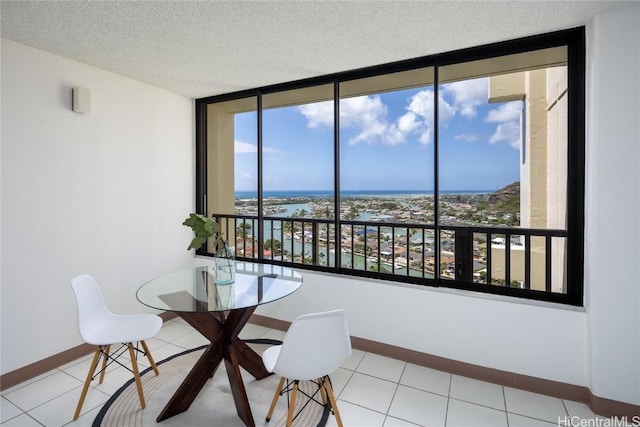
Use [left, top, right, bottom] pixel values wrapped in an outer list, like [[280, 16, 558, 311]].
[[234, 77, 522, 192]]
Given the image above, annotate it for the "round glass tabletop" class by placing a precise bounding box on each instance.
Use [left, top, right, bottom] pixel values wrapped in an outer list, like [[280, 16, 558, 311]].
[[137, 261, 303, 313]]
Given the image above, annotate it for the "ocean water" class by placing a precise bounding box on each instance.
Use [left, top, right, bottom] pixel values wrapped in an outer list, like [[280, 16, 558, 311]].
[[235, 189, 490, 199]]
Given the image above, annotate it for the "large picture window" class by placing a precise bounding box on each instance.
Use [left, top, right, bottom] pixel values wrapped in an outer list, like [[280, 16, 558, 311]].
[[196, 27, 585, 305]]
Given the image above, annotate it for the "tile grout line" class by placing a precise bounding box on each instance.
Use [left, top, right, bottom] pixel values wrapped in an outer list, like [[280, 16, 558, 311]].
[[503, 385, 510, 427], [444, 371, 452, 427], [382, 360, 407, 424]]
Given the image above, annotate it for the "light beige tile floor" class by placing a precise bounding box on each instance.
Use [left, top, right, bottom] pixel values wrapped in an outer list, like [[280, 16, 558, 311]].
[[1, 318, 603, 427]]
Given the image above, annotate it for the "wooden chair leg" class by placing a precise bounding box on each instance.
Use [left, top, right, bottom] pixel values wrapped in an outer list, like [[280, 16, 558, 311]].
[[286, 381, 299, 427], [73, 348, 101, 420], [266, 376, 286, 422], [318, 378, 327, 405], [127, 343, 146, 409], [323, 376, 344, 427], [98, 345, 110, 384], [140, 340, 159, 376]]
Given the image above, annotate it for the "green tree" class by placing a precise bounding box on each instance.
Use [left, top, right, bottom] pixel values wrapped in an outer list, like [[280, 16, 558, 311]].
[[237, 221, 253, 238], [265, 239, 283, 254]]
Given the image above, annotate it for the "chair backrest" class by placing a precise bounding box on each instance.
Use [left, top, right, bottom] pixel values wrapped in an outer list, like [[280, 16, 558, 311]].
[[70, 274, 113, 344], [272, 309, 352, 381]]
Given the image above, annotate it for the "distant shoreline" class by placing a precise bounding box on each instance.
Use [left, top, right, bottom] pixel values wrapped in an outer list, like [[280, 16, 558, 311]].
[[235, 189, 493, 199]]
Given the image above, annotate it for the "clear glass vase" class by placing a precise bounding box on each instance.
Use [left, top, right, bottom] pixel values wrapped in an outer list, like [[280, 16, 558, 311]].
[[214, 244, 235, 285]]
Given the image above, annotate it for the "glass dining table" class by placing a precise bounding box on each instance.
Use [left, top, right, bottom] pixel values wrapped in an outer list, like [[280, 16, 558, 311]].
[[136, 261, 303, 427]]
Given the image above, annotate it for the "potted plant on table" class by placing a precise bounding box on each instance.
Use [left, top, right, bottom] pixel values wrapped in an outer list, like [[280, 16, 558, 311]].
[[183, 213, 235, 284]]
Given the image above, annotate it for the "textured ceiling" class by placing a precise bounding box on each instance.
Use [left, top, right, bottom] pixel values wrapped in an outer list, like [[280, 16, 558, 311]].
[[1, 1, 636, 99]]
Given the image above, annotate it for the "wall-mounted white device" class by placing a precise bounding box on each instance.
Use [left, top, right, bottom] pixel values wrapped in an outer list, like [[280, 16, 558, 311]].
[[72, 87, 91, 114]]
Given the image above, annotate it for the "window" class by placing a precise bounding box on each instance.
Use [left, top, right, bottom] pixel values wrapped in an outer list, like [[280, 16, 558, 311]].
[[196, 27, 585, 305]]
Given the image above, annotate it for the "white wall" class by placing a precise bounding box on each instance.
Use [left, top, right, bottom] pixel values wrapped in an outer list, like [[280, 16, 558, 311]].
[[257, 271, 587, 386], [0, 39, 195, 374], [260, 6, 640, 406], [584, 6, 640, 405]]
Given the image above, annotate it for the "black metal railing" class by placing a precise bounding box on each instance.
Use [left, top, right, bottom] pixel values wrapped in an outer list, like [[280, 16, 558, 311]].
[[209, 213, 568, 297]]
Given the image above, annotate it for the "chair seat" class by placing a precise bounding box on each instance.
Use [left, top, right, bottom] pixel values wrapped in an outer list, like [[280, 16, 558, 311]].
[[261, 345, 281, 373], [83, 313, 162, 346], [261, 309, 351, 427]]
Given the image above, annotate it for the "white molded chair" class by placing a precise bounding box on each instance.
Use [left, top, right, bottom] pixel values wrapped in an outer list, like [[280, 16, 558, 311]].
[[262, 309, 352, 427], [70, 274, 162, 421]]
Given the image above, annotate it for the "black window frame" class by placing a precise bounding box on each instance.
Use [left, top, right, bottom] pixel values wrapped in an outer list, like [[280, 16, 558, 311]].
[[195, 27, 585, 306]]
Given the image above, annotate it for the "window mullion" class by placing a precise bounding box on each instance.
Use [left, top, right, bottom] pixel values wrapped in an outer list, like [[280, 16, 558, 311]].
[[334, 81, 341, 270], [257, 92, 264, 261], [434, 64, 441, 283]]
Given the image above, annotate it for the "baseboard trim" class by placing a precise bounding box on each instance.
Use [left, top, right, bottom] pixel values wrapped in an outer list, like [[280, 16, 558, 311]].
[[250, 314, 640, 418], [0, 312, 177, 391], [0, 342, 95, 391], [3, 312, 638, 418]]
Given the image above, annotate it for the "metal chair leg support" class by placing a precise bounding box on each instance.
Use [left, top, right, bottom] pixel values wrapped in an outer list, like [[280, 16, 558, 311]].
[[98, 345, 110, 384]]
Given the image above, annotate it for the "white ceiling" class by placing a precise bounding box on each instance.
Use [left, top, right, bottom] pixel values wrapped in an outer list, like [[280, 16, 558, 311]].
[[1, 1, 637, 99]]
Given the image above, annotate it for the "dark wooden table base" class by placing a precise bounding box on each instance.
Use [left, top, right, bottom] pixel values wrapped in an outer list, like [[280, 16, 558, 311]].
[[156, 306, 270, 427]]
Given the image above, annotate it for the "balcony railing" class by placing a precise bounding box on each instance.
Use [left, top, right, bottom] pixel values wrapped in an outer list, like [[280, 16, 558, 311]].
[[208, 213, 568, 298]]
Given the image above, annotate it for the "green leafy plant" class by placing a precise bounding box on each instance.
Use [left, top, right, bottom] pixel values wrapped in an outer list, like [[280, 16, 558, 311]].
[[182, 213, 225, 251]]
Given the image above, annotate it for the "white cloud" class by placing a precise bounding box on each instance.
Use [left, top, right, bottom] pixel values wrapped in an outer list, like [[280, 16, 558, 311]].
[[490, 121, 521, 149], [235, 139, 280, 154], [235, 140, 257, 154], [340, 96, 408, 145], [405, 89, 456, 145], [485, 101, 523, 123], [484, 100, 523, 150], [297, 86, 473, 146], [455, 133, 480, 142], [442, 78, 488, 118], [397, 111, 420, 133], [264, 146, 281, 154], [298, 101, 333, 128], [299, 96, 403, 145]]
